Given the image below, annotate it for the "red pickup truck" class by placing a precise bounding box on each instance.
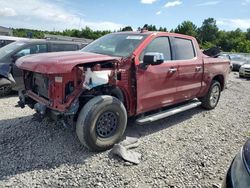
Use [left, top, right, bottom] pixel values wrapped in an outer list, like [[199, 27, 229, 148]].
[[16, 31, 230, 151]]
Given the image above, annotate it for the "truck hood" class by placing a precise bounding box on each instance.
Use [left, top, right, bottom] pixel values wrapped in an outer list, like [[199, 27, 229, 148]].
[[16, 51, 120, 74]]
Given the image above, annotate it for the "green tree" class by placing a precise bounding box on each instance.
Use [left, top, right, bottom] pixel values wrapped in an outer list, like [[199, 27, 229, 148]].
[[121, 26, 133, 31], [158, 27, 167, 32], [198, 18, 219, 43], [174, 21, 197, 37], [246, 28, 250, 40]]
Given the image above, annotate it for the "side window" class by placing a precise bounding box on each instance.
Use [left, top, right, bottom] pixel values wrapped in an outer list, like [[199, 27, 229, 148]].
[[140, 37, 171, 61], [16, 48, 30, 56], [16, 44, 47, 57], [50, 44, 78, 52], [174, 38, 196, 60], [64, 44, 78, 51]]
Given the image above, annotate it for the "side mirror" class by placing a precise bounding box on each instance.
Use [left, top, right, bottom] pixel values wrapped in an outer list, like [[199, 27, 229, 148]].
[[11, 54, 22, 63], [143, 52, 164, 66]]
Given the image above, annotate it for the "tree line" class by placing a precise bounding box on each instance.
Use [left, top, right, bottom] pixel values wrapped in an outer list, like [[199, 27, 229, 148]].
[[12, 17, 250, 53]]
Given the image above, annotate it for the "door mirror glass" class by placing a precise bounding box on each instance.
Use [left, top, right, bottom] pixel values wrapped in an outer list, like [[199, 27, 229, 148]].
[[12, 48, 31, 62], [11, 53, 23, 62], [143, 52, 164, 66]]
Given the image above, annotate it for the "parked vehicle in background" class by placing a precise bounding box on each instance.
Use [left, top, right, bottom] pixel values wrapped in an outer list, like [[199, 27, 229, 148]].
[[0, 35, 28, 48], [230, 54, 247, 71], [17, 31, 230, 151], [222, 139, 250, 188], [219, 53, 233, 71], [0, 39, 85, 96], [239, 60, 250, 78]]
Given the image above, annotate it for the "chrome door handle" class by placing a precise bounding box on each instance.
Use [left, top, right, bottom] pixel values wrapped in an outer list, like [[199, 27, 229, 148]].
[[195, 66, 202, 71], [168, 68, 177, 73]]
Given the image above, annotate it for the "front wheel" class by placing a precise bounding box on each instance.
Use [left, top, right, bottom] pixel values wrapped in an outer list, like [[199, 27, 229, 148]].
[[200, 80, 221, 110], [76, 95, 127, 151]]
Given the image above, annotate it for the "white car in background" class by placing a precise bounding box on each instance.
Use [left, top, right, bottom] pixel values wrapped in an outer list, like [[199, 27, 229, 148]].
[[239, 61, 250, 78]]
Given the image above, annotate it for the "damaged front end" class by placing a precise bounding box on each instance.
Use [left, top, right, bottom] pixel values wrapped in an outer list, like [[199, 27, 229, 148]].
[[17, 59, 121, 124]]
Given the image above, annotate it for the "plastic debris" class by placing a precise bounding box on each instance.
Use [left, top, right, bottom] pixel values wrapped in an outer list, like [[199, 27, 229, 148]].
[[83, 68, 111, 90], [111, 136, 141, 165]]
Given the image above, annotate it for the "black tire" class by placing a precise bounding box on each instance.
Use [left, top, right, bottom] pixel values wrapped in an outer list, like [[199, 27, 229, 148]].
[[76, 95, 127, 151], [200, 80, 221, 110], [0, 84, 12, 97], [239, 75, 244, 78]]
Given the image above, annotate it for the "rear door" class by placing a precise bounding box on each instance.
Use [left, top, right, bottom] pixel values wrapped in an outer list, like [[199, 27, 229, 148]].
[[171, 37, 203, 102], [136, 36, 179, 114]]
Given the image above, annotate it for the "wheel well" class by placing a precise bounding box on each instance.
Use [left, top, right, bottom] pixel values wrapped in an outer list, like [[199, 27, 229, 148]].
[[78, 86, 127, 109], [213, 75, 224, 90], [110, 87, 126, 105]]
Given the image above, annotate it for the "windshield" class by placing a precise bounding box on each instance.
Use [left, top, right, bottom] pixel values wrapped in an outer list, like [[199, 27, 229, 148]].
[[81, 33, 147, 57], [0, 41, 26, 59]]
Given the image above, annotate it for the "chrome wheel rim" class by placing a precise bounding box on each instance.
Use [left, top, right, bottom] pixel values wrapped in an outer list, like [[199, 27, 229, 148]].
[[210, 85, 220, 107]]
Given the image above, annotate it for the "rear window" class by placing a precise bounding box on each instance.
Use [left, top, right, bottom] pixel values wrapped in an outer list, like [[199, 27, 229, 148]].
[[50, 44, 79, 52], [174, 38, 196, 60]]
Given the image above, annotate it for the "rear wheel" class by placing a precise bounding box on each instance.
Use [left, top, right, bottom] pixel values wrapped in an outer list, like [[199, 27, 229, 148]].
[[76, 95, 127, 151], [200, 80, 221, 110]]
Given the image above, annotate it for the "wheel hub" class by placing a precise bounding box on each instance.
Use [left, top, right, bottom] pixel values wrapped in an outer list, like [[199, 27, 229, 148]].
[[210, 85, 220, 106], [96, 111, 118, 138]]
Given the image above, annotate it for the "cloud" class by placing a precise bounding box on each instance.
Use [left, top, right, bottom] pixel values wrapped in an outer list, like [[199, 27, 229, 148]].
[[196, 1, 220, 6], [141, 0, 157, 4], [242, 0, 250, 5], [217, 18, 250, 30], [0, 7, 17, 16], [156, 11, 162, 15], [0, 0, 123, 31], [164, 0, 182, 8]]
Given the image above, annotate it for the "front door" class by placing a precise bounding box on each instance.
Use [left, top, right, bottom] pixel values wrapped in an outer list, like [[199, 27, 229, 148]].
[[135, 36, 178, 114]]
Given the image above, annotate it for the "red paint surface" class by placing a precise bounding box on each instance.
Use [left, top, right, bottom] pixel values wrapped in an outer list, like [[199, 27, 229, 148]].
[[16, 51, 120, 74]]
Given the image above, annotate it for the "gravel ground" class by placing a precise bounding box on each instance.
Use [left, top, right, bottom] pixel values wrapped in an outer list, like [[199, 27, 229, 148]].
[[0, 72, 249, 188]]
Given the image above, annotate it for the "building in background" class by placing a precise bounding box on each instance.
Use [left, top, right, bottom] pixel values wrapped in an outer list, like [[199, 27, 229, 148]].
[[0, 26, 13, 36]]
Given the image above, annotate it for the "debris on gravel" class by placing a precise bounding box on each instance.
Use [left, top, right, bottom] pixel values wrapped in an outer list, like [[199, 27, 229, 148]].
[[0, 73, 249, 188], [111, 136, 141, 165]]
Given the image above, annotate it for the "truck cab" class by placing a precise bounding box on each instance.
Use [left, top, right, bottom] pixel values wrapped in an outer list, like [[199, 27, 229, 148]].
[[16, 31, 230, 151]]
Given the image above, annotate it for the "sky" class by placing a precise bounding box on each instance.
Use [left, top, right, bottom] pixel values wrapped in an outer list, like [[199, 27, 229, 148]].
[[0, 0, 250, 32]]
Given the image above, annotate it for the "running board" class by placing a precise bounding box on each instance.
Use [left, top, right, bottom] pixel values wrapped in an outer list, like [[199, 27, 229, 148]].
[[136, 100, 202, 125]]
